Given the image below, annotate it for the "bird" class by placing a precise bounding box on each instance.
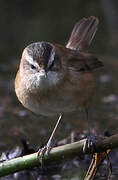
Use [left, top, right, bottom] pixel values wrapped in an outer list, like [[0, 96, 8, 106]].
[[15, 16, 103, 157]]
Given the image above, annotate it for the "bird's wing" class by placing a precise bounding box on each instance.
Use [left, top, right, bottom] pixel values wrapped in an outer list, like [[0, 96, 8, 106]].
[[66, 16, 99, 51], [67, 54, 103, 72]]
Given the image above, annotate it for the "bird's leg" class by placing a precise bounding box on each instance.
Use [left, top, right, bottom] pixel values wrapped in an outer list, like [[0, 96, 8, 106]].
[[38, 114, 63, 164], [86, 108, 93, 142], [83, 108, 96, 153]]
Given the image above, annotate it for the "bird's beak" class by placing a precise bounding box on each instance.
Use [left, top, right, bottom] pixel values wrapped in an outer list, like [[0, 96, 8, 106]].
[[39, 68, 47, 78]]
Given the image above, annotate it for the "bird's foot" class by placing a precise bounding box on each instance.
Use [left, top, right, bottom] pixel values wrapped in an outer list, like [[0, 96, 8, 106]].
[[37, 114, 63, 166], [83, 133, 97, 153], [37, 145, 52, 166]]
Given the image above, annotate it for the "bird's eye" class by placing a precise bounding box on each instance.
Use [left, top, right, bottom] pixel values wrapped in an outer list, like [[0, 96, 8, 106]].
[[31, 64, 36, 69]]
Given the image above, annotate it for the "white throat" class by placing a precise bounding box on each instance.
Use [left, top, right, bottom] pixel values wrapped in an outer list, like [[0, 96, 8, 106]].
[[39, 71, 62, 90], [25, 71, 63, 91]]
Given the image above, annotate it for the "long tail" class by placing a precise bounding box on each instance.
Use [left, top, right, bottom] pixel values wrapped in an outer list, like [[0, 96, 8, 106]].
[[66, 16, 99, 51]]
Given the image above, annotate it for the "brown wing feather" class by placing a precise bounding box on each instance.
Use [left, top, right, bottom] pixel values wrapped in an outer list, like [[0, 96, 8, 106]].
[[67, 54, 103, 72]]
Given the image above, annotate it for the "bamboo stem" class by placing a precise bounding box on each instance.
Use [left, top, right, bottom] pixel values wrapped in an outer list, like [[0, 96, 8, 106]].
[[0, 133, 118, 177]]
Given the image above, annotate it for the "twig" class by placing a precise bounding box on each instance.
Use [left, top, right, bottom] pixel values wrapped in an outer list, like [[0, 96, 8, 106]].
[[84, 150, 111, 180]]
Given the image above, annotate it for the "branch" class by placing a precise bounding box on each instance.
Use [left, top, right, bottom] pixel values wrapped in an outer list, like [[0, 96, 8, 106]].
[[84, 150, 111, 180], [0, 133, 118, 177]]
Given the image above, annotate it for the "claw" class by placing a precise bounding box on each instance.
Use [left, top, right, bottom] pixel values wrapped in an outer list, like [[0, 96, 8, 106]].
[[38, 145, 52, 165], [83, 138, 88, 153], [83, 134, 97, 153]]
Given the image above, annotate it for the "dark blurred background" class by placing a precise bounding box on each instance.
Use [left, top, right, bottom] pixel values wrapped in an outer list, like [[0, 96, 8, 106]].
[[0, 0, 118, 178]]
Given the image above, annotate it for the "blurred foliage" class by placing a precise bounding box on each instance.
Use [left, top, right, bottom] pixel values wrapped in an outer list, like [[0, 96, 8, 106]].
[[0, 0, 110, 63]]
